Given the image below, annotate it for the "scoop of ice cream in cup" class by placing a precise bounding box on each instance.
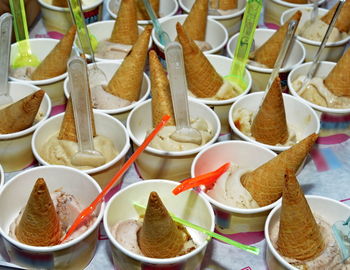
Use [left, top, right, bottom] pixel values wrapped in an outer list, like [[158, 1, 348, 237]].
[[0, 82, 51, 172], [0, 165, 104, 269], [103, 179, 215, 270]]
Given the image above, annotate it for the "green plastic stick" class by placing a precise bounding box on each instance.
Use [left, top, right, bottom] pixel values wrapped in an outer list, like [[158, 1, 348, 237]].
[[133, 202, 260, 255]]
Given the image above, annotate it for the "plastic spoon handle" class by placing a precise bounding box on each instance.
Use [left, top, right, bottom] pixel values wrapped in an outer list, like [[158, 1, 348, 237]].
[[0, 13, 12, 102], [310, 0, 319, 23]]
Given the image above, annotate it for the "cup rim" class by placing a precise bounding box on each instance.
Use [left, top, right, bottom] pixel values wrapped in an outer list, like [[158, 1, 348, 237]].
[[103, 179, 215, 264], [0, 164, 4, 189], [126, 99, 221, 157], [0, 165, 105, 252], [288, 61, 350, 114], [228, 92, 321, 152], [32, 111, 131, 173], [0, 82, 52, 140], [38, 0, 103, 11], [270, 0, 326, 8]]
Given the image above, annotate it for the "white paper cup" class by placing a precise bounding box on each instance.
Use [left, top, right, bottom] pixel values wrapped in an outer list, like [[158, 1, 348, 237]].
[[10, 38, 71, 106], [64, 61, 150, 124], [104, 179, 215, 270], [288, 61, 350, 115], [32, 111, 130, 188], [38, 0, 103, 35], [191, 140, 278, 234], [179, 0, 246, 37], [127, 99, 221, 181], [0, 82, 51, 172], [107, 0, 179, 25], [0, 164, 4, 190], [0, 165, 104, 269], [265, 195, 350, 270], [151, 14, 228, 56], [228, 92, 320, 152], [226, 29, 306, 92], [281, 7, 350, 62]]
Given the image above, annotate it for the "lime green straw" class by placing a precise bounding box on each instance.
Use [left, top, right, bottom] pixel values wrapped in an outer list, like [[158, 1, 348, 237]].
[[133, 202, 260, 255]]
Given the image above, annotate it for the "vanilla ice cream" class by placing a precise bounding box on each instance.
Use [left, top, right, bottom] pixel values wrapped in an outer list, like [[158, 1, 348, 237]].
[[10, 67, 36, 81], [94, 41, 132, 60], [189, 80, 242, 100], [194, 40, 213, 52]]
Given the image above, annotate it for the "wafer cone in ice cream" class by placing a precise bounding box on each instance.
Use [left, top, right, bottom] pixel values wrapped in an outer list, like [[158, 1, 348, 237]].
[[149, 50, 175, 127], [277, 169, 325, 260], [110, 0, 139, 45], [176, 23, 223, 98], [251, 77, 288, 145], [181, 0, 208, 41], [210, 0, 238, 10], [324, 47, 350, 97], [105, 26, 152, 101], [135, 0, 160, 20], [137, 192, 186, 258], [283, 0, 307, 4], [52, 0, 68, 7], [321, 0, 350, 33], [249, 11, 302, 68], [0, 90, 45, 134], [15, 178, 61, 246], [241, 133, 318, 207], [31, 26, 76, 80]]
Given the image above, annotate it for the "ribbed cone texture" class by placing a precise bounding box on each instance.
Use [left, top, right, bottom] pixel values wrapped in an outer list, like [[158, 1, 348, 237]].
[[137, 192, 185, 258], [105, 26, 152, 101], [210, 0, 238, 10], [241, 133, 318, 206], [52, 0, 68, 7], [249, 11, 301, 68], [149, 50, 176, 127], [283, 0, 307, 3], [31, 26, 76, 80], [321, 0, 350, 33], [181, 0, 208, 41], [176, 22, 223, 98], [277, 169, 325, 260], [324, 47, 350, 97], [15, 178, 61, 246], [251, 77, 288, 145], [110, 0, 139, 45], [0, 90, 45, 134], [135, 0, 160, 20]]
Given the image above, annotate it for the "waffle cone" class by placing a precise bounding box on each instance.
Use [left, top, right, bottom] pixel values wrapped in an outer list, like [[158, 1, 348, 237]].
[[52, 0, 68, 7], [321, 0, 350, 33], [241, 133, 318, 206], [276, 169, 325, 260], [137, 192, 186, 258], [110, 0, 138, 45], [0, 90, 45, 134], [324, 47, 350, 97], [149, 50, 175, 127], [31, 26, 76, 80], [135, 0, 160, 20], [105, 26, 152, 101], [176, 23, 223, 98], [283, 0, 307, 4], [251, 77, 288, 145], [15, 178, 61, 246], [249, 11, 301, 68]]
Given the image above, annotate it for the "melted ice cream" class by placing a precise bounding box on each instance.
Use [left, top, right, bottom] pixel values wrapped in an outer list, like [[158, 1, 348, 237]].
[[90, 84, 133, 110], [10, 67, 36, 81], [194, 40, 213, 52], [94, 41, 132, 60], [189, 80, 241, 100]]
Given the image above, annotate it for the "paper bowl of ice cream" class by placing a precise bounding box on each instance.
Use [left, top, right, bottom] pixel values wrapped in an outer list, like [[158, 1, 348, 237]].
[[179, 0, 246, 37], [265, 195, 350, 270], [0, 82, 51, 173], [288, 61, 350, 114], [104, 179, 215, 270], [32, 111, 130, 188], [228, 92, 320, 152], [281, 7, 350, 62], [152, 14, 228, 56], [227, 28, 306, 92], [64, 61, 150, 123], [0, 165, 104, 269], [127, 99, 220, 181], [38, 0, 103, 35]]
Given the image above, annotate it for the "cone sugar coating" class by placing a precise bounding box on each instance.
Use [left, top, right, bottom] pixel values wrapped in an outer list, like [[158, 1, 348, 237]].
[[176, 23, 223, 98], [277, 169, 325, 260], [105, 26, 152, 101], [251, 77, 288, 145], [181, 0, 208, 41], [249, 11, 302, 68], [149, 50, 176, 127], [210, 0, 237, 10], [110, 0, 139, 45], [324, 47, 350, 97], [283, 0, 307, 4], [31, 26, 76, 80], [137, 192, 186, 258], [135, 0, 160, 20], [241, 133, 318, 206], [0, 90, 45, 134], [321, 0, 350, 33], [15, 178, 61, 246], [52, 0, 68, 7]]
